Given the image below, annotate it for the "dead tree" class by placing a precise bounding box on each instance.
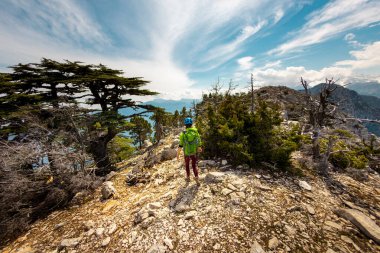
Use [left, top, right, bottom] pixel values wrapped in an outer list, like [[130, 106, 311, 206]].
[[301, 77, 338, 159]]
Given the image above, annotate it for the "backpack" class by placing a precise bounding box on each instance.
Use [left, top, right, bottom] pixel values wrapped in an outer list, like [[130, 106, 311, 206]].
[[182, 128, 199, 155]]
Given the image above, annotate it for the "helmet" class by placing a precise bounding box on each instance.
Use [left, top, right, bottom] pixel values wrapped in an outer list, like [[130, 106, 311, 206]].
[[184, 117, 193, 125]]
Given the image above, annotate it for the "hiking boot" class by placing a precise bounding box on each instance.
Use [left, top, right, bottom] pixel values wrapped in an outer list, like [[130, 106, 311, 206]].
[[195, 177, 200, 186], [185, 177, 190, 183]]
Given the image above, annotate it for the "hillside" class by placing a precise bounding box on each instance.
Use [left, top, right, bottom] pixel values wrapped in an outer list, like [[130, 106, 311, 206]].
[[309, 84, 380, 136], [2, 131, 380, 253], [347, 82, 380, 99]]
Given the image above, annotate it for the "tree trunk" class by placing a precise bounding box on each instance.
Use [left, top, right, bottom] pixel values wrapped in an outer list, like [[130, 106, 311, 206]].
[[312, 129, 320, 158], [88, 127, 116, 176]]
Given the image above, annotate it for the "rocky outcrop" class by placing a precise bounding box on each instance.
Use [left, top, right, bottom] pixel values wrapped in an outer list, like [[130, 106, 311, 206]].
[[335, 208, 380, 244]]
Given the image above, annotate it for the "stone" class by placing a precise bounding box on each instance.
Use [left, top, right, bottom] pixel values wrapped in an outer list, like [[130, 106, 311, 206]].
[[83, 220, 95, 231], [96, 227, 105, 237], [204, 172, 226, 183], [250, 240, 266, 253], [134, 209, 150, 224], [171, 139, 180, 148], [198, 160, 217, 167], [108, 223, 117, 234], [221, 188, 233, 196], [141, 216, 155, 229], [54, 222, 65, 230], [147, 244, 167, 253], [236, 192, 246, 198], [221, 160, 228, 166], [340, 235, 361, 251], [148, 202, 162, 210], [101, 181, 116, 200], [101, 236, 111, 247], [105, 171, 117, 181], [60, 237, 81, 248], [299, 180, 312, 191], [174, 202, 189, 213], [164, 238, 174, 250], [255, 174, 262, 179], [185, 211, 197, 220], [227, 183, 237, 191], [285, 225, 296, 236], [268, 237, 279, 249], [161, 148, 177, 161], [335, 208, 380, 244], [305, 204, 315, 215], [325, 249, 336, 253], [70, 191, 87, 205], [87, 229, 95, 236], [324, 221, 342, 231]]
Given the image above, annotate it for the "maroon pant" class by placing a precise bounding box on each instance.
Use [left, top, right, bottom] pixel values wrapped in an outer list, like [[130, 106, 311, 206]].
[[184, 155, 198, 178]]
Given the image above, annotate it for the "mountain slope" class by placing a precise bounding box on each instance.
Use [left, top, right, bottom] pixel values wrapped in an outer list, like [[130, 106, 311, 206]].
[[347, 82, 380, 99], [3, 133, 380, 253]]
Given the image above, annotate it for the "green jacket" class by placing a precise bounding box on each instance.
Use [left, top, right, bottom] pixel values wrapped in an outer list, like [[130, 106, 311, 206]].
[[179, 127, 202, 156]]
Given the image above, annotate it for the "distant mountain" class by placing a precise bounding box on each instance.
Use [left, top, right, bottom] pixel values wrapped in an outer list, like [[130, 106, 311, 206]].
[[346, 82, 380, 98], [143, 98, 199, 113], [119, 98, 198, 117], [309, 83, 380, 135]]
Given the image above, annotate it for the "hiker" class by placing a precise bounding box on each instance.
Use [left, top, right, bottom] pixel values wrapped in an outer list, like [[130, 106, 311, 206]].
[[177, 117, 202, 185]]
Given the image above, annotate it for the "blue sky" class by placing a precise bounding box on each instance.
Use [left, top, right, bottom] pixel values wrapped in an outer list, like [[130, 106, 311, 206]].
[[0, 0, 379, 100]]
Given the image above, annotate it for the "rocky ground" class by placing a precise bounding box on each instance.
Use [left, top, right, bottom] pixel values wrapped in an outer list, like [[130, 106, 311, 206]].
[[2, 134, 380, 253]]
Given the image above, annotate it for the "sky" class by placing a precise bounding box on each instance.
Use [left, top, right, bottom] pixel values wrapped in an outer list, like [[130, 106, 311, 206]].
[[0, 0, 379, 100]]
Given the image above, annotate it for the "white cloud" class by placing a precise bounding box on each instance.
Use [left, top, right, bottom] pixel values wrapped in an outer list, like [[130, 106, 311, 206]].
[[250, 40, 380, 87], [237, 56, 254, 70], [269, 0, 380, 55], [344, 33, 355, 41]]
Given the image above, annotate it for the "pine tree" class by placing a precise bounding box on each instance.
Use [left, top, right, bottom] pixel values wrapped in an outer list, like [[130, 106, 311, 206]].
[[129, 116, 152, 149]]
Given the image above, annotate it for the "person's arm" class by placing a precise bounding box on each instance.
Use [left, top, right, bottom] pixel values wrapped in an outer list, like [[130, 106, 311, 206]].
[[178, 133, 184, 160]]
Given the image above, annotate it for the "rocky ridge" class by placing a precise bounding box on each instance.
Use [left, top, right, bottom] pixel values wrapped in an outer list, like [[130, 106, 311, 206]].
[[2, 133, 380, 253]]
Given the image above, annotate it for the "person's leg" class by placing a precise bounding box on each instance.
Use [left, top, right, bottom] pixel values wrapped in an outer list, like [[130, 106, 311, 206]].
[[184, 156, 190, 181], [191, 155, 199, 185]]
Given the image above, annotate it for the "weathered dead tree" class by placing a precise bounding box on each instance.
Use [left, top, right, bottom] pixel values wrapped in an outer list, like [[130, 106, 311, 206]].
[[301, 77, 338, 159]]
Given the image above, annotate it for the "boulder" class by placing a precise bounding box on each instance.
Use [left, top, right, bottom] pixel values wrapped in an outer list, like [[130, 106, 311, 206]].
[[198, 160, 217, 168], [101, 181, 116, 200], [161, 148, 177, 161], [335, 208, 380, 244], [204, 172, 226, 184]]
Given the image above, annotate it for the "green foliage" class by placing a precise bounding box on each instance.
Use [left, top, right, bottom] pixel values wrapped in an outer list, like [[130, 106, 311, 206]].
[[198, 93, 302, 170], [129, 116, 152, 149], [319, 136, 370, 170], [108, 135, 135, 163]]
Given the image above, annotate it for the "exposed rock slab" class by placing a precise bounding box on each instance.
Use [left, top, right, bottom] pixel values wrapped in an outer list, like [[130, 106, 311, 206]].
[[335, 208, 380, 244]]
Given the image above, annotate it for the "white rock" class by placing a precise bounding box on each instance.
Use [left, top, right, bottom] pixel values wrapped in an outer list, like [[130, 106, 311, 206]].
[[299, 180, 312, 191], [148, 202, 162, 210], [221, 160, 228, 166], [198, 160, 217, 167], [101, 181, 116, 199], [268, 237, 279, 249], [204, 172, 226, 183], [96, 227, 105, 237], [250, 240, 265, 253], [221, 188, 233, 195], [101, 236, 111, 247], [147, 244, 167, 253], [87, 228, 95, 236], [60, 237, 81, 248], [185, 211, 197, 220], [164, 238, 174, 250], [305, 204, 315, 215], [105, 171, 117, 181], [107, 223, 117, 234]]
